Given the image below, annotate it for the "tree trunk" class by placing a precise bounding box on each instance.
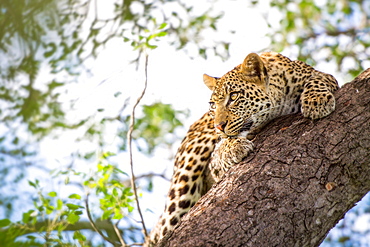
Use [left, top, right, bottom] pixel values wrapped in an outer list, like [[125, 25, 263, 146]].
[[158, 69, 370, 247]]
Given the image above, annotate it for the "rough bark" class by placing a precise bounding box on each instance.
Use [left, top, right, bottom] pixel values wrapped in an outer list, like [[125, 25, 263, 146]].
[[158, 69, 370, 247]]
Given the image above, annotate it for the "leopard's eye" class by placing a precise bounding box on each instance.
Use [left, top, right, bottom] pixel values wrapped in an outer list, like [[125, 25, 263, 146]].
[[209, 102, 216, 110], [230, 92, 239, 101]]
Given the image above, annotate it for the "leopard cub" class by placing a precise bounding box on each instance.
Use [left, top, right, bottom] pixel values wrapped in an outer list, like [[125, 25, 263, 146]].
[[145, 52, 338, 246]]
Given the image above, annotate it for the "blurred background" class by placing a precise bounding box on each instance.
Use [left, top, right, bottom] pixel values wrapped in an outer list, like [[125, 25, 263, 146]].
[[0, 0, 369, 246]]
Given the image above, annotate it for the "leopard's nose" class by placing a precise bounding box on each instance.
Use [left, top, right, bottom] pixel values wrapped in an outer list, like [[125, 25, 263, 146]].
[[215, 121, 227, 132]]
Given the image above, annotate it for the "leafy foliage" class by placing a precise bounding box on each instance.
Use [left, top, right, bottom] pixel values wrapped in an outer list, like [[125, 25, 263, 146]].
[[0, 153, 139, 246], [0, 179, 84, 246], [119, 103, 189, 155], [0, 0, 220, 220], [84, 153, 134, 221], [255, 0, 370, 78]]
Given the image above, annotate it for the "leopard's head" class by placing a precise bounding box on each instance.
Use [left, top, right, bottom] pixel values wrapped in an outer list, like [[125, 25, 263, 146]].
[[204, 53, 272, 137]]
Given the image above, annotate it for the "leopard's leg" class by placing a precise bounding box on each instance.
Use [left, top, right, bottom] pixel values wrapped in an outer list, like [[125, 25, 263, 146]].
[[146, 113, 217, 246], [209, 136, 254, 182], [301, 72, 339, 120]]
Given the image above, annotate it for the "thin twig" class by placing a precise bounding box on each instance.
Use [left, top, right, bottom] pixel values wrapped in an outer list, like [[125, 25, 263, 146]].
[[126, 53, 149, 237], [135, 172, 169, 181], [128, 243, 144, 246], [85, 193, 119, 246], [113, 220, 127, 246], [119, 172, 169, 188]]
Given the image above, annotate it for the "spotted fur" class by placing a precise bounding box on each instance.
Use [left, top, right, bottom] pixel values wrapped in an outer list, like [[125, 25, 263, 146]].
[[145, 52, 338, 246]]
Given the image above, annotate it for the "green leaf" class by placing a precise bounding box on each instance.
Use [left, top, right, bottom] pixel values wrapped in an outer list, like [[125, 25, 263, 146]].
[[102, 210, 112, 220], [102, 152, 115, 159], [112, 211, 123, 220], [67, 213, 80, 224], [114, 91, 122, 97], [127, 205, 134, 213], [28, 180, 39, 189], [57, 223, 66, 234], [73, 230, 86, 241], [26, 235, 36, 240], [68, 193, 81, 200], [43, 42, 57, 58], [156, 31, 167, 37], [159, 23, 167, 29], [66, 203, 83, 210], [22, 212, 30, 223], [0, 218, 11, 227], [46, 206, 54, 215], [48, 191, 57, 197], [113, 188, 120, 197], [148, 180, 153, 192], [338, 236, 350, 243], [57, 199, 63, 210], [114, 167, 127, 175], [48, 80, 64, 90], [75, 210, 83, 215]]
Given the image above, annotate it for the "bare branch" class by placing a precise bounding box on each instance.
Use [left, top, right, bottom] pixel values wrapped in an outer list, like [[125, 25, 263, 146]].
[[114, 220, 127, 246], [126, 53, 149, 237], [128, 243, 145, 246], [119, 172, 169, 188]]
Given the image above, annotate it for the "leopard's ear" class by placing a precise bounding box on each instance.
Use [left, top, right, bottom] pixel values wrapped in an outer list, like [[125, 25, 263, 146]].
[[203, 74, 217, 91], [241, 53, 268, 91]]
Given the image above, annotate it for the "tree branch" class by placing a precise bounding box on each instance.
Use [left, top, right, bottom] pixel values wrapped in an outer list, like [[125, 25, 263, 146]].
[[159, 69, 370, 247], [113, 220, 126, 246], [127, 53, 149, 237], [5, 219, 121, 241]]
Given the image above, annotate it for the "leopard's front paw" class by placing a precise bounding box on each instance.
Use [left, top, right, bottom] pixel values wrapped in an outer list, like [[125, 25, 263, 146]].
[[301, 91, 336, 120], [209, 137, 254, 182], [221, 137, 254, 164]]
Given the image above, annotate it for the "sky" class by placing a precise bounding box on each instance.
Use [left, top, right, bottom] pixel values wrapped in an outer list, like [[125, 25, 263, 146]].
[[14, 0, 369, 244]]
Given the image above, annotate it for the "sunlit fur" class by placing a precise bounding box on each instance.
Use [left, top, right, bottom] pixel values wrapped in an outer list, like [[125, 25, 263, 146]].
[[206, 52, 338, 137], [146, 52, 339, 246]]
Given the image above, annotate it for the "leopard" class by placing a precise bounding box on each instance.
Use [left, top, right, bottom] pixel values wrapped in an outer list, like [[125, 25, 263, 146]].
[[145, 52, 338, 246]]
